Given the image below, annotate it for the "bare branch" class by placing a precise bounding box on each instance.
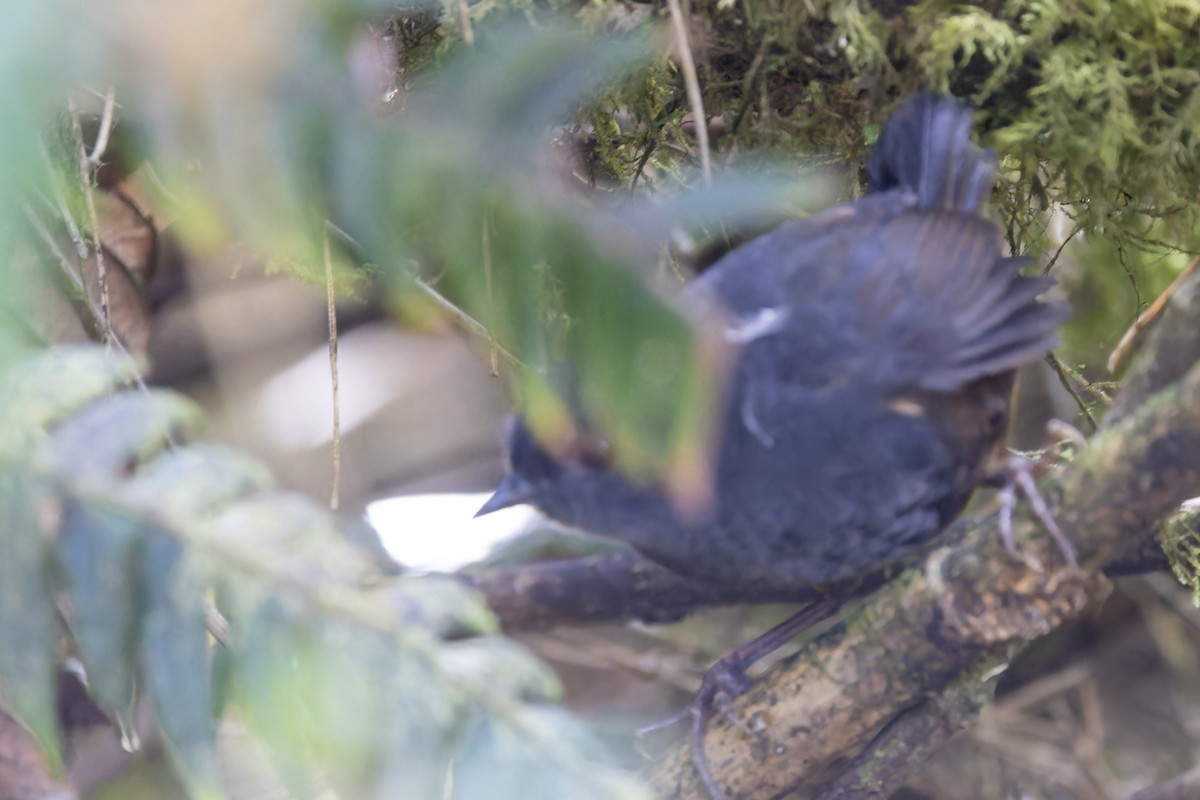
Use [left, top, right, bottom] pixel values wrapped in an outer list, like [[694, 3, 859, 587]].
[[812, 666, 1001, 800], [667, 0, 711, 184], [475, 549, 895, 632], [323, 232, 342, 510]]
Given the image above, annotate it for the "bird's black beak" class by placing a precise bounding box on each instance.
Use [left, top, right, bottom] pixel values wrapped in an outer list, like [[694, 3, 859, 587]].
[[475, 474, 535, 518]]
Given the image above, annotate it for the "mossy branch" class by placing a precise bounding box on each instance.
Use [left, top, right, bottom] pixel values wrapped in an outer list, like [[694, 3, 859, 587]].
[[646, 309, 1200, 799], [471, 267, 1200, 799]]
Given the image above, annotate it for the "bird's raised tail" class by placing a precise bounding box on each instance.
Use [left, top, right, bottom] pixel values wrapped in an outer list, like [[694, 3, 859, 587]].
[[867, 95, 996, 213]]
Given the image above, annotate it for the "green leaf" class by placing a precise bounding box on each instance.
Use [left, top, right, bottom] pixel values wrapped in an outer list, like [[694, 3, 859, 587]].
[[369, 726, 454, 800], [367, 637, 463, 799], [233, 598, 320, 797], [415, 25, 652, 162], [614, 171, 835, 237], [0, 467, 61, 771], [125, 444, 276, 520], [0, 346, 140, 459], [438, 637, 561, 704], [307, 620, 406, 791], [451, 707, 648, 800], [202, 492, 383, 595], [140, 534, 218, 796], [47, 390, 203, 479], [373, 576, 499, 640], [57, 498, 144, 734], [328, 27, 733, 480], [0, 341, 648, 798]]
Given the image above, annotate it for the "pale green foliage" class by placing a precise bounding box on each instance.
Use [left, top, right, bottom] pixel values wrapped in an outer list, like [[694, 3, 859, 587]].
[[660, 0, 1200, 259], [560, 0, 1200, 375], [3, 0, 767, 481], [1161, 504, 1200, 606], [3, 0, 1198, 793], [924, 11, 1019, 94], [828, 0, 891, 70], [0, 347, 648, 799]]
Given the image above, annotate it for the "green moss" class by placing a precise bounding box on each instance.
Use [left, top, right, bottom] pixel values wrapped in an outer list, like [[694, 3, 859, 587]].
[[405, 0, 1200, 383], [1161, 508, 1200, 606], [414, 0, 1200, 250]]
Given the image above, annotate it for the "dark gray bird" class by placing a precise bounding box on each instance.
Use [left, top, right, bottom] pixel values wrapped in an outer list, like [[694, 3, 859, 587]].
[[478, 95, 1070, 591]]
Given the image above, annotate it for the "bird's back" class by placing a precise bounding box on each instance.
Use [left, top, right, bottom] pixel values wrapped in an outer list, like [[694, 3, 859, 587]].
[[485, 96, 1067, 590], [644, 96, 1066, 586]]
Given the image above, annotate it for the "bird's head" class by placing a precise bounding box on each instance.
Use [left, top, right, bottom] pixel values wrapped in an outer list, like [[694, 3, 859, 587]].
[[476, 415, 684, 543], [476, 416, 614, 518]]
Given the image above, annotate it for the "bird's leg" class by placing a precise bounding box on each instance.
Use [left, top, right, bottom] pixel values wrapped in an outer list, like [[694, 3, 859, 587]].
[[996, 477, 1039, 569], [639, 599, 841, 800], [996, 420, 1083, 569], [1002, 455, 1077, 566]]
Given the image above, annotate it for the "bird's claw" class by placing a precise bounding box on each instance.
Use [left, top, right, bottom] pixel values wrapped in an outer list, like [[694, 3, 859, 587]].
[[998, 453, 1077, 569], [689, 659, 755, 800], [638, 601, 841, 800], [997, 481, 1043, 573], [633, 659, 752, 740], [634, 656, 753, 799]]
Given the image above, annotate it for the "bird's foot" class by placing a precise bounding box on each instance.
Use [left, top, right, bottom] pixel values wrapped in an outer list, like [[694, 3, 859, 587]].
[[635, 662, 752, 741], [635, 653, 755, 799], [636, 645, 770, 799], [638, 600, 840, 800], [997, 452, 1077, 571], [688, 659, 755, 800]]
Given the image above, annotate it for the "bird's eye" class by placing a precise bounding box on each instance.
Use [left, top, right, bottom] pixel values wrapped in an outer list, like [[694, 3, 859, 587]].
[[560, 431, 613, 470], [987, 404, 1007, 431], [575, 434, 613, 469]]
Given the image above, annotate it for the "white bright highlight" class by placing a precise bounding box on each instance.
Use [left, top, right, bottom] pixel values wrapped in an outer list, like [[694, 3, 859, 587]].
[[367, 492, 540, 572]]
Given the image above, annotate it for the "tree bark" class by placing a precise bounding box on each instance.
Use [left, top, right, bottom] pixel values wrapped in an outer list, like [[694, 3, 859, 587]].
[[469, 268, 1200, 799], [647, 360, 1200, 799], [0, 712, 75, 800]]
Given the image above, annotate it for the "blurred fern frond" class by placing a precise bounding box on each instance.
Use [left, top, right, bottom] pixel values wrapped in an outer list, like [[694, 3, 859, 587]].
[[0, 345, 648, 799]]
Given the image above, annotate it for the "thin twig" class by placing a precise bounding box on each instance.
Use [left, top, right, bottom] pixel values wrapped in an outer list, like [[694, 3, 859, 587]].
[[1123, 232, 1200, 257], [21, 204, 155, 401], [667, 0, 711, 184], [1108, 252, 1200, 374], [38, 140, 88, 259], [87, 86, 118, 168], [481, 217, 500, 375], [68, 97, 111, 345], [729, 36, 770, 137], [415, 277, 525, 368], [24, 204, 101, 325], [630, 134, 658, 191], [1042, 219, 1083, 275], [323, 232, 342, 511], [456, 0, 474, 46], [324, 220, 526, 370], [1115, 240, 1143, 317], [205, 605, 232, 649], [1044, 352, 1098, 432]]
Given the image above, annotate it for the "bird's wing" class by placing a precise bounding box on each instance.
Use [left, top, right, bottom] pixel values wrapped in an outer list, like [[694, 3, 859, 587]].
[[694, 203, 1065, 396], [689, 196, 908, 391], [685, 211, 1028, 585], [862, 210, 1067, 391]]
